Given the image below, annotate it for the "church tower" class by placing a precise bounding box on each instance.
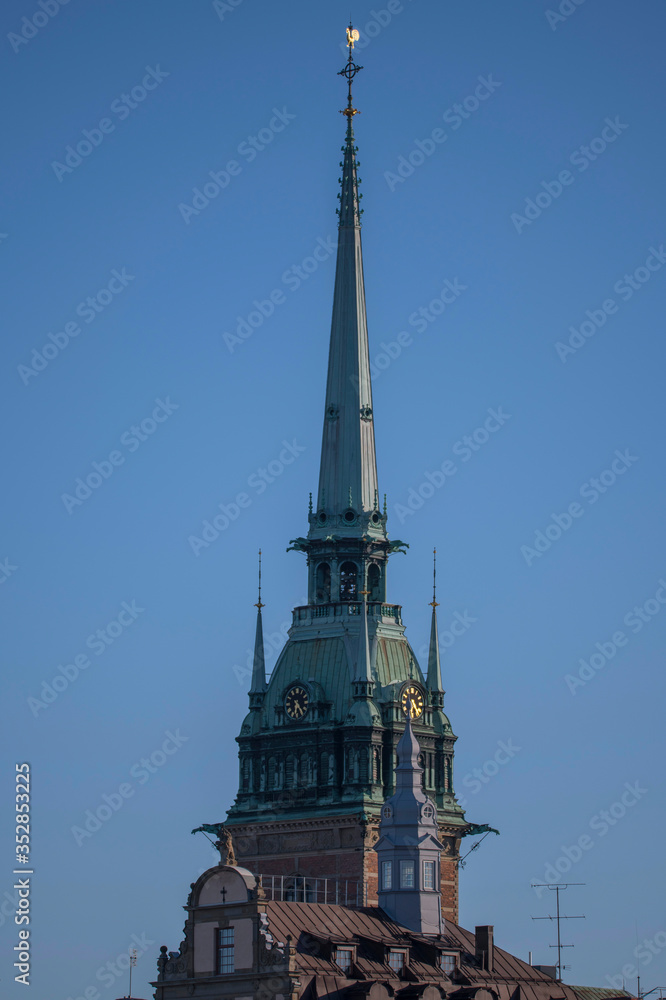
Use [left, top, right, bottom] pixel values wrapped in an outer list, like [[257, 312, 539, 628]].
[[225, 27, 469, 921]]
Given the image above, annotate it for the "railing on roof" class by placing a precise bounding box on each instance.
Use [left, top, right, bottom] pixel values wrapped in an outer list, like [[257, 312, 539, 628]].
[[257, 874, 368, 908], [293, 602, 402, 624]]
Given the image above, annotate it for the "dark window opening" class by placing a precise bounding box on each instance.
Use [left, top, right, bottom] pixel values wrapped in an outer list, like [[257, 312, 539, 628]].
[[368, 563, 381, 601], [340, 562, 358, 601], [316, 562, 331, 603]]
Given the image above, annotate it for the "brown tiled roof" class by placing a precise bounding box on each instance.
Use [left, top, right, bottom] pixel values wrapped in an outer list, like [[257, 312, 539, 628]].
[[264, 901, 584, 1000], [569, 988, 635, 1000]]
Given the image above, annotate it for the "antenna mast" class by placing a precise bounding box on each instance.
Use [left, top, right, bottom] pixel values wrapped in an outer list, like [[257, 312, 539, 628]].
[[531, 883, 585, 980], [128, 946, 137, 997]]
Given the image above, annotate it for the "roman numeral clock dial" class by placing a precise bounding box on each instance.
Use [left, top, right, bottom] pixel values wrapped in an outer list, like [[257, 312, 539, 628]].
[[285, 685, 309, 721], [401, 684, 424, 719]]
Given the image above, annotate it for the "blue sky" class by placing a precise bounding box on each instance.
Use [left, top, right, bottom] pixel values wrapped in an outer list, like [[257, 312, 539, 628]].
[[2, 0, 666, 996]]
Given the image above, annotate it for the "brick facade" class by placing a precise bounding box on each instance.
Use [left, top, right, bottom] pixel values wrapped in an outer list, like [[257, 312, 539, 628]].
[[228, 813, 462, 921]]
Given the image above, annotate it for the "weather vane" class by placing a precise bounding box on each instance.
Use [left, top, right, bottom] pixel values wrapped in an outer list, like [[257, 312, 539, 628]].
[[255, 549, 264, 610], [429, 548, 439, 608], [339, 23, 362, 117]]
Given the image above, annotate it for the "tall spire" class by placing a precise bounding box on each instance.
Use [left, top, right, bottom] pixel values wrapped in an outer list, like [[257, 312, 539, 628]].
[[249, 550, 266, 708], [310, 26, 383, 541], [426, 549, 444, 708]]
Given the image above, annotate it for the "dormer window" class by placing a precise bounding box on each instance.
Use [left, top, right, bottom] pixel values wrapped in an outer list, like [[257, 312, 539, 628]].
[[439, 952, 457, 975], [334, 947, 354, 973], [388, 948, 407, 973]]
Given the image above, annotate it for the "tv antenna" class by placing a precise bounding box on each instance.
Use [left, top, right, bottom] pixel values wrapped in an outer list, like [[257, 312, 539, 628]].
[[531, 882, 585, 980], [127, 946, 137, 998]]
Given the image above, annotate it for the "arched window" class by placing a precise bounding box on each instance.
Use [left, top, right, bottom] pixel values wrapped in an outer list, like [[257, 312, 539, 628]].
[[368, 563, 381, 601], [418, 752, 426, 790], [268, 756, 277, 790], [339, 562, 358, 601], [285, 754, 297, 788], [316, 562, 331, 603], [373, 747, 381, 784], [242, 758, 251, 792], [444, 757, 451, 792], [300, 752, 309, 786], [320, 751, 329, 785]]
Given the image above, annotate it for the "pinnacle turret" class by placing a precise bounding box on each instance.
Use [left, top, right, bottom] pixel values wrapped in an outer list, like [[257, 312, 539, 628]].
[[248, 551, 266, 709], [375, 718, 445, 935], [426, 549, 444, 709]]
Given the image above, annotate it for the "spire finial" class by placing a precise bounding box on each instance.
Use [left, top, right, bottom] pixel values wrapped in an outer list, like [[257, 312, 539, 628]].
[[339, 24, 362, 118], [255, 549, 265, 610], [429, 547, 439, 608]]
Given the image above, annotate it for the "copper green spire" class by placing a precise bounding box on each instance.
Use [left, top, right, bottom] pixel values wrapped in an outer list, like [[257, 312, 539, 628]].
[[427, 548, 444, 708], [311, 25, 382, 540]]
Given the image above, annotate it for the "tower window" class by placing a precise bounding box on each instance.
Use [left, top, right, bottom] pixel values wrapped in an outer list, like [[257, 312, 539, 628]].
[[217, 927, 234, 974], [382, 860, 392, 890], [339, 562, 358, 601], [423, 860, 435, 890], [316, 562, 331, 603], [334, 948, 353, 973], [388, 949, 406, 973], [368, 563, 380, 600], [400, 860, 414, 888], [373, 747, 381, 783]]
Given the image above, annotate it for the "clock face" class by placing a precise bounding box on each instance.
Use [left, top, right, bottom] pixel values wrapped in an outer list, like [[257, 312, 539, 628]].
[[401, 684, 424, 719], [285, 685, 309, 721]]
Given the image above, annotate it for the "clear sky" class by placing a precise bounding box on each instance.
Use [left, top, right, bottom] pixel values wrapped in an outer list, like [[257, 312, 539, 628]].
[[2, 1, 666, 997]]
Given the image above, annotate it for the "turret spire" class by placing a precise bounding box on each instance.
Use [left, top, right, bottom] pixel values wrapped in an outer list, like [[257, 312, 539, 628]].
[[375, 718, 445, 935], [309, 26, 383, 541], [249, 550, 266, 707], [427, 549, 444, 708]]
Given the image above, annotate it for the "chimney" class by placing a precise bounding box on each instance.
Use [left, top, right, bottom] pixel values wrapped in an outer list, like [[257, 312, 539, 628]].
[[475, 925, 494, 971]]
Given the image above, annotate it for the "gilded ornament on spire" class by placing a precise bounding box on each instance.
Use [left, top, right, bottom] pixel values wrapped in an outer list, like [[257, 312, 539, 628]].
[[339, 23, 363, 118]]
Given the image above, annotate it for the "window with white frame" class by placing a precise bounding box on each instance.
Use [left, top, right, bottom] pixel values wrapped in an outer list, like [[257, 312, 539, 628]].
[[423, 860, 435, 890], [440, 952, 457, 975], [388, 949, 406, 973], [334, 948, 353, 973], [400, 860, 414, 888], [217, 927, 234, 974], [382, 860, 392, 890]]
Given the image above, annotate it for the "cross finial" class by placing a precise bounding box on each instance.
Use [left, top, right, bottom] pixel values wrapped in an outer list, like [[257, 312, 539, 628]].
[[339, 23, 362, 118], [429, 547, 439, 608], [255, 549, 265, 610]]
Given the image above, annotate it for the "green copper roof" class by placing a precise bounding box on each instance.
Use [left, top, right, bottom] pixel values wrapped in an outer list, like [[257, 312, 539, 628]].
[[262, 629, 424, 724]]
